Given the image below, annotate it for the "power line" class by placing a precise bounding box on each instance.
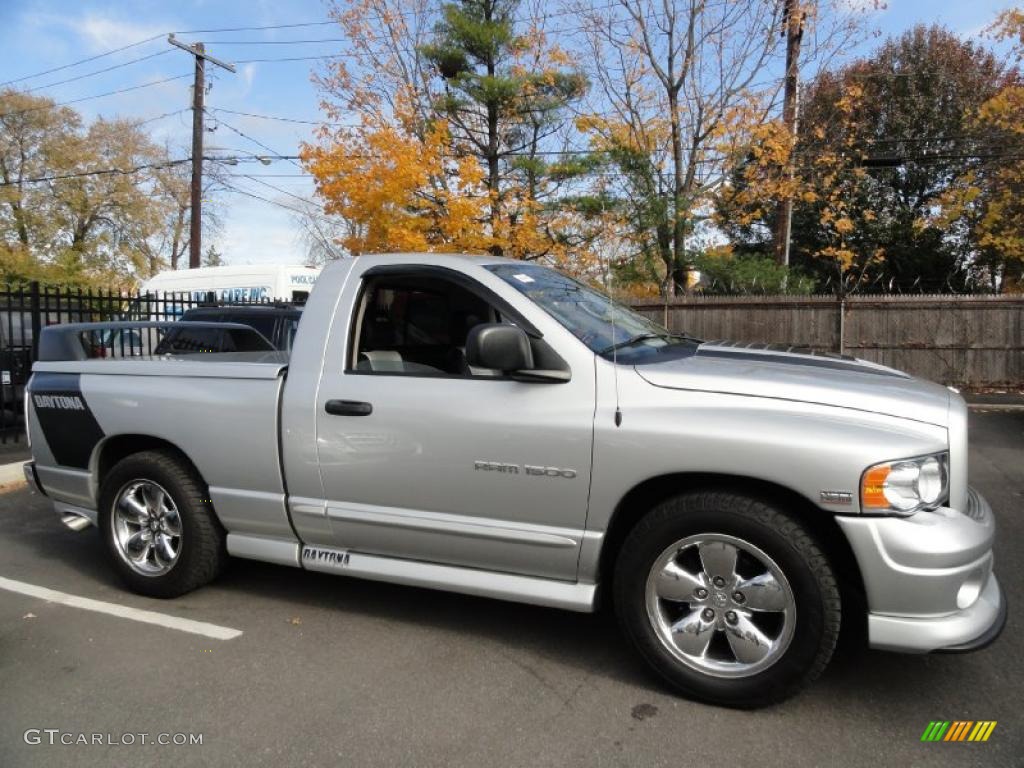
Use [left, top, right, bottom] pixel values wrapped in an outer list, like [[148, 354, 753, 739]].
[[5, 118, 1021, 187], [175, 1, 622, 37], [211, 107, 356, 127], [220, 178, 344, 258], [173, 20, 337, 35], [134, 108, 191, 125], [216, 154, 302, 161], [0, 158, 191, 187], [201, 38, 351, 45], [210, 112, 342, 241], [0, 20, 334, 89], [23, 50, 172, 93], [234, 54, 355, 64], [0, 0, 732, 93], [0, 73, 193, 119], [862, 134, 1019, 145], [220, 180, 335, 222], [210, 112, 305, 170], [0, 154, 295, 187], [0, 33, 165, 88], [235, 173, 319, 206], [215, 108, 1013, 151]]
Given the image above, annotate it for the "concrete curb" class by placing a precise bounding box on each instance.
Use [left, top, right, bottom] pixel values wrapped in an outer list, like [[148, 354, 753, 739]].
[[0, 461, 26, 486]]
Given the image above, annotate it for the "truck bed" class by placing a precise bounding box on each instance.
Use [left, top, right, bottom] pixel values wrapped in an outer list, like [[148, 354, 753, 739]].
[[28, 354, 290, 539]]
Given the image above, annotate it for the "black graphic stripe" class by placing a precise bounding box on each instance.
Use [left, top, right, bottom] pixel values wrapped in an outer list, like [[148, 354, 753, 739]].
[[28, 373, 105, 469]]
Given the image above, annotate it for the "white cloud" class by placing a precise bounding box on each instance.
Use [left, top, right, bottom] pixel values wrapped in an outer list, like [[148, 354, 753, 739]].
[[240, 63, 256, 95], [77, 14, 167, 51], [20, 10, 171, 54]]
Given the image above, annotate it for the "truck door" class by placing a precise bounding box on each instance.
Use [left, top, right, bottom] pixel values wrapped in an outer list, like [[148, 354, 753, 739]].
[[311, 263, 596, 582]]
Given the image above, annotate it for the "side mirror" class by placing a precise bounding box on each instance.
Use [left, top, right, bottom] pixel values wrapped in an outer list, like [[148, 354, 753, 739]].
[[466, 323, 533, 372], [465, 324, 571, 383]]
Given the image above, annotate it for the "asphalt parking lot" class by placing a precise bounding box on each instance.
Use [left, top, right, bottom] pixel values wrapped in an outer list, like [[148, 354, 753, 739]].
[[1, 410, 1021, 768]]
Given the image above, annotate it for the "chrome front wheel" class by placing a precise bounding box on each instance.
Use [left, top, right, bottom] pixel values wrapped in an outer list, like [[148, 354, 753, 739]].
[[645, 533, 796, 678], [111, 480, 183, 576], [614, 491, 841, 707]]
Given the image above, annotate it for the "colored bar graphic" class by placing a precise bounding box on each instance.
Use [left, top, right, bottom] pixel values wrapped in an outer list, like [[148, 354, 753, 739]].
[[945, 721, 972, 741], [922, 720, 996, 742], [972, 722, 998, 742], [921, 722, 950, 741]]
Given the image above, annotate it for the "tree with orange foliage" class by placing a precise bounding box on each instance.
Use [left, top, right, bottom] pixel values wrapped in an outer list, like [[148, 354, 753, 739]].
[[303, 100, 493, 255], [304, 0, 593, 264]]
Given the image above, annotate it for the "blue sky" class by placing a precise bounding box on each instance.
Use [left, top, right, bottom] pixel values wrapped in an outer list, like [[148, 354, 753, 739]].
[[0, 0, 1013, 267]]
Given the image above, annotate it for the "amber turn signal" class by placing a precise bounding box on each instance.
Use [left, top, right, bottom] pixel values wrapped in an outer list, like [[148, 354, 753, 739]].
[[861, 465, 892, 509]]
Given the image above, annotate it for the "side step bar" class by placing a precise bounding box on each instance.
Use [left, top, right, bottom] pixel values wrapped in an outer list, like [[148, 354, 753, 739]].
[[226, 534, 597, 613]]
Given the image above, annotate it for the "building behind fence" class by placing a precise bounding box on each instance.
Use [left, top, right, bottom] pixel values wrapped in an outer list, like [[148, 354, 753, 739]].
[[0, 282, 279, 444], [630, 293, 1024, 388]]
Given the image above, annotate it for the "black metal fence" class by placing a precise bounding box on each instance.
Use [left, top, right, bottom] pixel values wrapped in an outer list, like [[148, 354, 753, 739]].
[[0, 282, 277, 445]]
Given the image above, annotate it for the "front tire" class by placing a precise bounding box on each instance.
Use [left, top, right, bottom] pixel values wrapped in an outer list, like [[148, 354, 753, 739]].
[[613, 491, 840, 708], [99, 450, 227, 598]]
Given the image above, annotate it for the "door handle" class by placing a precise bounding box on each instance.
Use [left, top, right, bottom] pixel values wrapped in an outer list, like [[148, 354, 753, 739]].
[[325, 399, 373, 417]]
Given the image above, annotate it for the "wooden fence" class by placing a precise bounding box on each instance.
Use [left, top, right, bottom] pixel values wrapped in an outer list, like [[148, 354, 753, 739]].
[[628, 294, 1024, 387]]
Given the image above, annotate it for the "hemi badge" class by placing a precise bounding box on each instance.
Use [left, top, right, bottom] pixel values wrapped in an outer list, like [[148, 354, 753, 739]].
[[820, 490, 853, 505]]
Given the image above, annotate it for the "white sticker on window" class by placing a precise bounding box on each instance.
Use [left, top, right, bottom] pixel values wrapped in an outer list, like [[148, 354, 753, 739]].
[[513, 274, 535, 284]]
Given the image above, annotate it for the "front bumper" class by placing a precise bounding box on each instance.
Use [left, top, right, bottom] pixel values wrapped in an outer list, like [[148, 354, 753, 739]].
[[868, 572, 1004, 653], [836, 487, 1006, 653]]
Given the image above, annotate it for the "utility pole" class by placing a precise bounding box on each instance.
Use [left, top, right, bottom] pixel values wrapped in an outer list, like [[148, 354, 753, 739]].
[[774, 0, 804, 267], [167, 34, 235, 268]]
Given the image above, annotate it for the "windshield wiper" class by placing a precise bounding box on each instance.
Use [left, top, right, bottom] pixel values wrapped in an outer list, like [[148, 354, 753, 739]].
[[599, 331, 697, 355], [600, 333, 669, 355]]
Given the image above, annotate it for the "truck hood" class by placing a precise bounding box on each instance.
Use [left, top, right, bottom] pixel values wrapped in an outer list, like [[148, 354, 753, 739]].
[[635, 341, 951, 427]]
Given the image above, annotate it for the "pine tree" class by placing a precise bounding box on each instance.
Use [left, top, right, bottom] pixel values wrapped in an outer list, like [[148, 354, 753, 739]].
[[421, 0, 586, 255]]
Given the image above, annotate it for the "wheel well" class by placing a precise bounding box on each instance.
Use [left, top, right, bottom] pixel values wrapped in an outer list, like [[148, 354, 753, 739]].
[[95, 435, 204, 491], [599, 473, 866, 637]]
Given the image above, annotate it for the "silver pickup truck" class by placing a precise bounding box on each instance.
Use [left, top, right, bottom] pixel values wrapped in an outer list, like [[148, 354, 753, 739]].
[[23, 253, 1005, 707]]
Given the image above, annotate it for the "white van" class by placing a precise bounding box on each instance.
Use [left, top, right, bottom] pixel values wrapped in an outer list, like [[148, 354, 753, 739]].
[[141, 265, 321, 305]]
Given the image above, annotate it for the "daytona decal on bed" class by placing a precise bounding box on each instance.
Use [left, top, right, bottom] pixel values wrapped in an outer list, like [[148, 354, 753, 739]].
[[28, 372, 105, 469]]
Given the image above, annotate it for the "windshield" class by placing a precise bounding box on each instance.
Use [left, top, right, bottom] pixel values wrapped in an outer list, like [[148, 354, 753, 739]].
[[486, 263, 698, 362]]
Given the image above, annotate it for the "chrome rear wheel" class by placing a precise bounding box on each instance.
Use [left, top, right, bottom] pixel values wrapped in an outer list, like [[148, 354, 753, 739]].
[[111, 480, 183, 576]]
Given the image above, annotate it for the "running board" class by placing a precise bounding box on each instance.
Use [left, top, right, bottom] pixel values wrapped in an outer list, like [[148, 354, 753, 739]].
[[225, 535, 597, 612], [300, 544, 597, 613]]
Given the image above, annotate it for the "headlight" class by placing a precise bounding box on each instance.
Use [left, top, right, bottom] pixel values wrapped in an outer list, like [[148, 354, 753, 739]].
[[860, 452, 949, 514]]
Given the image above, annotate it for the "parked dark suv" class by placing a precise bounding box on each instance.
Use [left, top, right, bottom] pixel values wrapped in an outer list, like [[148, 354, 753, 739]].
[[178, 304, 302, 352]]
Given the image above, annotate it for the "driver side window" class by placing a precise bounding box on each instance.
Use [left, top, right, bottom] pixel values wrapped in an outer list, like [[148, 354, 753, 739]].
[[349, 276, 501, 377]]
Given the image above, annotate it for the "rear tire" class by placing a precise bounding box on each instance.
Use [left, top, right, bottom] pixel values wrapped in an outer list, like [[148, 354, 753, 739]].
[[99, 450, 227, 598], [613, 491, 840, 708]]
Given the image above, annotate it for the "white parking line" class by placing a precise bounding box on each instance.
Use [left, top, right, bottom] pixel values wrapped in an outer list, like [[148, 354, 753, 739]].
[[0, 576, 243, 640], [0, 461, 26, 486]]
